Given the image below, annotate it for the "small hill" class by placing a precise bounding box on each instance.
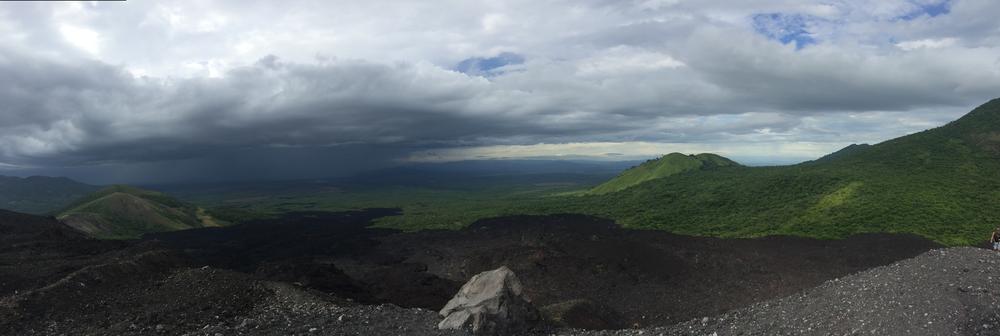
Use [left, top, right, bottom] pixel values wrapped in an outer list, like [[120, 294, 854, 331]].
[[57, 185, 225, 239], [587, 153, 740, 194], [0, 176, 100, 214]]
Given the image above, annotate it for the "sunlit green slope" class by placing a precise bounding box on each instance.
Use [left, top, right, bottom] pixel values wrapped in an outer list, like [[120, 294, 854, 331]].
[[531, 98, 1000, 245], [587, 153, 740, 195], [58, 185, 225, 239]]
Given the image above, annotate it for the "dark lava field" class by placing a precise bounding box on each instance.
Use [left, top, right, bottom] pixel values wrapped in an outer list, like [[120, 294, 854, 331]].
[[146, 209, 940, 327], [1, 208, 957, 335]]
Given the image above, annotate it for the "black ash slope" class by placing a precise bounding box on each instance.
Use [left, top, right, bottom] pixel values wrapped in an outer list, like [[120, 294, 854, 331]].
[[4, 208, 992, 336], [0, 209, 464, 336], [569, 247, 1000, 336], [148, 211, 941, 327]]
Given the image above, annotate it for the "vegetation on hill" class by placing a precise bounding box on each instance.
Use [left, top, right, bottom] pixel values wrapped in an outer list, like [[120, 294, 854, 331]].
[[587, 153, 740, 194], [508, 98, 1000, 245], [57, 185, 226, 239], [0, 176, 100, 214]]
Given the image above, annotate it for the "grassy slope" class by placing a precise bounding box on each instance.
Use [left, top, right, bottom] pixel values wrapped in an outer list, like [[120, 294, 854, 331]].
[[518, 99, 1000, 245], [587, 153, 740, 195], [58, 185, 224, 239]]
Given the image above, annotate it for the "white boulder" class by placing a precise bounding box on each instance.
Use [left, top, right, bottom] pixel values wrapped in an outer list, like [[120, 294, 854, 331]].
[[438, 266, 540, 335]]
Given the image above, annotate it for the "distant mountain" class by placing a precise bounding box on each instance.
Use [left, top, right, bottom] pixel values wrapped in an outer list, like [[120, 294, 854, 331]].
[[529, 98, 1000, 245], [57, 185, 225, 239], [587, 153, 740, 195], [0, 176, 100, 214]]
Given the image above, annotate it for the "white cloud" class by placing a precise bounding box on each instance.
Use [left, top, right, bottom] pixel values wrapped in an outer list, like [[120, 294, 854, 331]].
[[481, 13, 508, 33], [59, 24, 100, 55], [896, 37, 958, 50], [576, 47, 686, 76]]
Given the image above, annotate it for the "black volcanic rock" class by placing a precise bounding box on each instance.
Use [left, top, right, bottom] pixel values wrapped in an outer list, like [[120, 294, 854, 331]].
[[0, 210, 128, 297], [560, 247, 1000, 336], [541, 299, 626, 330], [146, 210, 941, 328], [0, 209, 467, 336]]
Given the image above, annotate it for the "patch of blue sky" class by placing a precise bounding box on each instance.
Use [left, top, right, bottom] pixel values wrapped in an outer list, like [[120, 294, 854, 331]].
[[454, 52, 525, 77], [751, 13, 817, 50], [897, 0, 951, 20]]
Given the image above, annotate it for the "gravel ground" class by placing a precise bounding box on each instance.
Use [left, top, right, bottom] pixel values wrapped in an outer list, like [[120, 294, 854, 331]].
[[557, 247, 1000, 336], [0, 209, 465, 336], [3, 264, 472, 336], [4, 210, 991, 336], [151, 211, 939, 327], [194, 280, 470, 336]]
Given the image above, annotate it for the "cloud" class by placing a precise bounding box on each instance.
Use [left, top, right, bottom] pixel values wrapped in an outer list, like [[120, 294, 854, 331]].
[[0, 0, 998, 182], [575, 46, 686, 76], [895, 37, 958, 50], [58, 24, 100, 55]]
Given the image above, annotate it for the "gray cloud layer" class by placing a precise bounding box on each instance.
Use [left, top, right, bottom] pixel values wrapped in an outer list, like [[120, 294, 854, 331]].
[[0, 0, 998, 182]]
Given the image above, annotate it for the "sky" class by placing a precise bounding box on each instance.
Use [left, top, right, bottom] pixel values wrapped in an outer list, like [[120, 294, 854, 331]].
[[1, 0, 999, 183]]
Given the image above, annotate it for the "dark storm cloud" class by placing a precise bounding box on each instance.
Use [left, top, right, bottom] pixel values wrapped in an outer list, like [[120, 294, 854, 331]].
[[0, 0, 999, 182], [1, 48, 667, 175], [0, 50, 542, 166]]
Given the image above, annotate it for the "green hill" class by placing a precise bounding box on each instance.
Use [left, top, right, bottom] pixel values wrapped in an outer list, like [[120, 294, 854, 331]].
[[522, 98, 1000, 246], [587, 153, 740, 194], [57, 185, 225, 239], [0, 176, 100, 214]]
